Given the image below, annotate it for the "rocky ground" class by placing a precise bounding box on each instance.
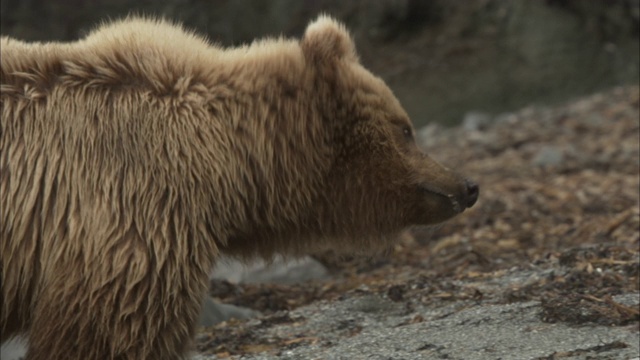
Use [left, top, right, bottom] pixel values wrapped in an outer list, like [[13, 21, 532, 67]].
[[194, 86, 640, 360]]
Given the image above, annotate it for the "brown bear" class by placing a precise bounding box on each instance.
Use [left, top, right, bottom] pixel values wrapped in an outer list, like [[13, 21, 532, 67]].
[[0, 16, 478, 359]]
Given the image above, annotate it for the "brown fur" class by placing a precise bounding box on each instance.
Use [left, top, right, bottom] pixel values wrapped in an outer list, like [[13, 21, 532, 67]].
[[1, 16, 475, 359]]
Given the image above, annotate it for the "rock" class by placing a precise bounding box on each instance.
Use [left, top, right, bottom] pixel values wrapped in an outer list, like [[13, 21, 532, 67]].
[[417, 123, 443, 147], [532, 146, 564, 167], [347, 294, 406, 316], [198, 297, 261, 327], [211, 256, 329, 285], [462, 111, 492, 132], [0, 337, 26, 360], [613, 293, 640, 307]]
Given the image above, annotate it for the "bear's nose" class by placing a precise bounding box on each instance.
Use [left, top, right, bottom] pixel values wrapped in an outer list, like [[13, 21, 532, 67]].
[[464, 179, 479, 208]]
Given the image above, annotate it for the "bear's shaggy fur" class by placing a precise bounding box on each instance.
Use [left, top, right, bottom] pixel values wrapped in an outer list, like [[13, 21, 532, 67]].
[[1, 16, 477, 359]]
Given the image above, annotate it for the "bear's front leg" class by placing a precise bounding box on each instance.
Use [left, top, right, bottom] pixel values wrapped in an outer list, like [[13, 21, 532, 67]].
[[25, 235, 209, 360]]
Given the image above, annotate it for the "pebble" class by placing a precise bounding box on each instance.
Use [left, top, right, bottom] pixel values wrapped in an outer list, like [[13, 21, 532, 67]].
[[462, 111, 492, 132], [198, 297, 261, 327], [532, 146, 564, 167], [211, 256, 329, 285]]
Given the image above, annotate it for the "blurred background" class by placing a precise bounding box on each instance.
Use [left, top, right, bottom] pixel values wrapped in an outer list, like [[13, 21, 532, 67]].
[[1, 0, 638, 126]]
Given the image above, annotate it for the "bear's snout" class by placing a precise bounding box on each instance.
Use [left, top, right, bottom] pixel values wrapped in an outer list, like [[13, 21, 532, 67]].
[[464, 179, 479, 208]]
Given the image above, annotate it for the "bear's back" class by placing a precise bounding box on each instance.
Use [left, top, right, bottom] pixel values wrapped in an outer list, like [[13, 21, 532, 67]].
[[1, 18, 223, 99], [1, 17, 306, 103]]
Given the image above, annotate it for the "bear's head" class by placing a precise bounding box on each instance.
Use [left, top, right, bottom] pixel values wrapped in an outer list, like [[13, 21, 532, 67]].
[[299, 16, 478, 250]]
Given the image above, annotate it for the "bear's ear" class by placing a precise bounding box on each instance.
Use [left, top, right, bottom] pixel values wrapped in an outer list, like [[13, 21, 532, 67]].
[[301, 15, 358, 64]]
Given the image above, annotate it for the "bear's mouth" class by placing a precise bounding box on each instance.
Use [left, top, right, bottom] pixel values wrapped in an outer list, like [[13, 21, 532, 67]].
[[418, 185, 462, 214]]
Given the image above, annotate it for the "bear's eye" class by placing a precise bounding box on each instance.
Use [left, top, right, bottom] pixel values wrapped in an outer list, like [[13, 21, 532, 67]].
[[402, 126, 413, 140]]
